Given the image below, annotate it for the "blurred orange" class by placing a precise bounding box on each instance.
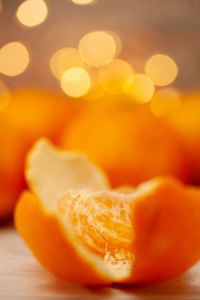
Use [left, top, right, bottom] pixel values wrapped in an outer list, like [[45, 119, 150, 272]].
[[0, 89, 79, 220], [61, 103, 190, 187], [166, 92, 200, 184]]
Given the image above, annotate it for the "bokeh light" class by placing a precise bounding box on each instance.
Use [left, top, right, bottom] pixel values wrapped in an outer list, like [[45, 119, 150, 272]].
[[125, 74, 155, 103], [50, 48, 84, 80], [61, 67, 91, 98], [145, 54, 178, 87], [71, 0, 97, 5], [16, 0, 48, 28], [0, 81, 11, 112], [98, 59, 133, 94], [79, 31, 116, 67], [150, 87, 182, 116], [105, 31, 122, 58], [0, 42, 30, 77]]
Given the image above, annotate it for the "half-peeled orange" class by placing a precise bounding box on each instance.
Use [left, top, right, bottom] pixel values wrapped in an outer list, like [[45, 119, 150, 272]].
[[15, 139, 200, 285]]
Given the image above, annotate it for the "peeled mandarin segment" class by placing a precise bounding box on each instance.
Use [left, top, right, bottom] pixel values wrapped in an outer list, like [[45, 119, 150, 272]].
[[26, 138, 110, 207], [59, 190, 107, 255], [87, 192, 133, 250], [59, 190, 135, 280], [128, 177, 200, 284], [59, 190, 133, 253], [15, 191, 112, 285]]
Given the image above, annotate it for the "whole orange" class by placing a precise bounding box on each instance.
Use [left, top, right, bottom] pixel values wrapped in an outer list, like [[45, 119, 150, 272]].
[[61, 104, 191, 187], [0, 89, 78, 220]]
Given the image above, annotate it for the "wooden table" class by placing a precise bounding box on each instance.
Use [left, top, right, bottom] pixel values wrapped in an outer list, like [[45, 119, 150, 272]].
[[1, 225, 200, 300]]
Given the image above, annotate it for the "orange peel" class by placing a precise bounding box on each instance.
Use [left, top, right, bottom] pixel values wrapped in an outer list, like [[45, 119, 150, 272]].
[[15, 139, 200, 285]]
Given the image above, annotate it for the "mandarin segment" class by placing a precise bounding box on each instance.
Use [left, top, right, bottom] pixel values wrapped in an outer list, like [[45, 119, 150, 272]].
[[59, 191, 107, 255], [104, 244, 134, 279], [59, 190, 133, 254], [59, 190, 135, 280], [87, 192, 132, 250]]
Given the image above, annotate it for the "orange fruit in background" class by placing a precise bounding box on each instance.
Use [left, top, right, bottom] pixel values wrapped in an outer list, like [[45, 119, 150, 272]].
[[15, 139, 200, 285], [0, 89, 79, 220], [166, 92, 200, 184], [60, 104, 190, 187]]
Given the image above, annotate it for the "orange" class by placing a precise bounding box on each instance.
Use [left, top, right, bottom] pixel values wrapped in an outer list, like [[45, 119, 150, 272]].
[[15, 139, 200, 285], [166, 92, 200, 184], [0, 89, 79, 220], [60, 104, 190, 187]]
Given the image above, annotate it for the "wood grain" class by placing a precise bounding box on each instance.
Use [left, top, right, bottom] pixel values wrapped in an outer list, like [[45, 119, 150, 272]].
[[1, 225, 200, 299]]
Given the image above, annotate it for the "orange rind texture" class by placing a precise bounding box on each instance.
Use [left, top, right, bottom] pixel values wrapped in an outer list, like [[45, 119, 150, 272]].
[[15, 139, 200, 285], [0, 89, 78, 219], [25, 138, 110, 204], [61, 104, 191, 187], [16, 191, 112, 285]]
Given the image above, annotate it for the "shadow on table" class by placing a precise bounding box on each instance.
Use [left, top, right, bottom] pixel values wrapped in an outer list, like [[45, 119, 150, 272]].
[[112, 270, 200, 299], [40, 268, 199, 299], [0, 218, 14, 227], [41, 276, 114, 298]]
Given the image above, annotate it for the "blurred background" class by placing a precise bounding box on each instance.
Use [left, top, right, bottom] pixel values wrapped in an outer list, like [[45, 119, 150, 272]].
[[1, 0, 200, 91]]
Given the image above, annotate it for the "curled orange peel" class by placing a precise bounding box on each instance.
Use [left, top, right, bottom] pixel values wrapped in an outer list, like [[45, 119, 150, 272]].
[[15, 139, 200, 285]]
